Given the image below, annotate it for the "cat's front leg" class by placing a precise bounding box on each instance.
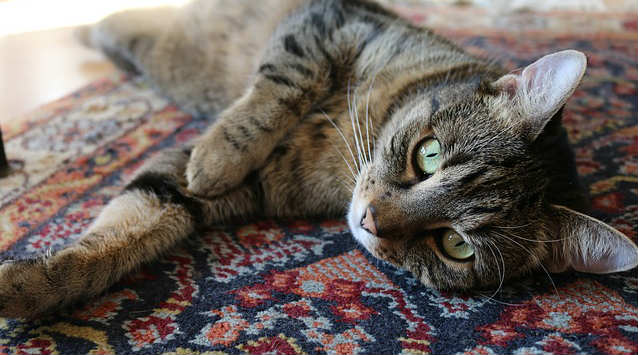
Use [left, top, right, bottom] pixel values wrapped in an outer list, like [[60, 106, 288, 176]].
[[186, 15, 342, 197], [186, 58, 328, 197]]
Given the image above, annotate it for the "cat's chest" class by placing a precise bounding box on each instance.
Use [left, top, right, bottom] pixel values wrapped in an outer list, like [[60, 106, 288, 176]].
[[258, 101, 368, 216]]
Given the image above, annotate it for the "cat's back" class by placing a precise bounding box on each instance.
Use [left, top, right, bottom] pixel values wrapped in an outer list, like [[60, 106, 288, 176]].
[[164, 0, 472, 107]]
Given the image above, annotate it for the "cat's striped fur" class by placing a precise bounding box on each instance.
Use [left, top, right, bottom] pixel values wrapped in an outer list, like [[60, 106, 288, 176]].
[[1, 0, 636, 318]]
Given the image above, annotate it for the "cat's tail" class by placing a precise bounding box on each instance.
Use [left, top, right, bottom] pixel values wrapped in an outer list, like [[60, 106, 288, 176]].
[[73, 6, 178, 75], [0, 147, 257, 319]]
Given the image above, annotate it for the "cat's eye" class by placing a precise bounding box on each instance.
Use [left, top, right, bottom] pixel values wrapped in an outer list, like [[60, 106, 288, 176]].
[[415, 138, 441, 175], [440, 230, 474, 261]]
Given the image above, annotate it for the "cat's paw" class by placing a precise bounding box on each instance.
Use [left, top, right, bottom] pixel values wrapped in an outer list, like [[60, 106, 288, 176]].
[[186, 134, 253, 198], [0, 260, 55, 319]]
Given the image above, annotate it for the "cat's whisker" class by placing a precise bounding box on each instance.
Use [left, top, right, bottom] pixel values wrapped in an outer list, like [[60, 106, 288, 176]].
[[479, 240, 528, 308], [354, 83, 370, 167], [486, 241, 505, 299], [321, 110, 360, 178], [345, 179, 356, 191], [331, 145, 357, 181], [482, 240, 505, 304], [338, 171, 356, 187], [507, 235, 573, 243], [348, 81, 367, 171], [364, 92, 372, 165], [479, 245, 500, 306], [350, 82, 368, 168], [477, 293, 525, 307], [493, 223, 532, 230], [364, 72, 379, 166], [494, 241, 507, 299], [370, 121, 376, 153], [336, 178, 354, 193], [495, 231, 560, 298], [338, 169, 356, 185], [346, 81, 357, 169]]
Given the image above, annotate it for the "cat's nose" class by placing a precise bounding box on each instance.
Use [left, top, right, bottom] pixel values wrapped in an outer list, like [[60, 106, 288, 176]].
[[360, 206, 377, 236]]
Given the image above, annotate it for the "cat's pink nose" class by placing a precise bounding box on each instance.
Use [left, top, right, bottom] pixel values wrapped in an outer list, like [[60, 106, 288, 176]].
[[360, 206, 377, 236]]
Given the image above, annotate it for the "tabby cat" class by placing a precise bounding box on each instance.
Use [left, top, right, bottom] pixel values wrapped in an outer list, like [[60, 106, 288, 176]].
[[1, 0, 636, 319]]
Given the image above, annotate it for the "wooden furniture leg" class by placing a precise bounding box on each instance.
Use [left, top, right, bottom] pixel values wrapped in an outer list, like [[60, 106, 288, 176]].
[[0, 127, 9, 177]]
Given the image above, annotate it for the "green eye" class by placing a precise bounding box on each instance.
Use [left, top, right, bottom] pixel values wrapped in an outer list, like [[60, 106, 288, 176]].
[[416, 138, 441, 175], [441, 230, 474, 260]]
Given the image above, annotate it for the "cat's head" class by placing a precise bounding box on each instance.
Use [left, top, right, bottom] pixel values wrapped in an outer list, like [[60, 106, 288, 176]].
[[348, 50, 638, 290]]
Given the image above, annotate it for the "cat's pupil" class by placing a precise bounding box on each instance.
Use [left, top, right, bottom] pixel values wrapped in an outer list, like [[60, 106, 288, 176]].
[[426, 153, 437, 158], [454, 241, 465, 247]]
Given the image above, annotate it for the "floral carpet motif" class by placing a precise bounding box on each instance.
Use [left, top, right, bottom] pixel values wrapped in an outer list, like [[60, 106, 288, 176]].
[[0, 6, 636, 355]]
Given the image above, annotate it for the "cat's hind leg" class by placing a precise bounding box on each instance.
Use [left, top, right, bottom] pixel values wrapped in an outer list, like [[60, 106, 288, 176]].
[[76, 6, 178, 75], [77, 1, 254, 118], [0, 147, 260, 319]]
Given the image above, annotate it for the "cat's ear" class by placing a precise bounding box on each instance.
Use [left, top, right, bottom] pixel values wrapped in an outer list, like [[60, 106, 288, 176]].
[[493, 50, 587, 140], [547, 204, 638, 274]]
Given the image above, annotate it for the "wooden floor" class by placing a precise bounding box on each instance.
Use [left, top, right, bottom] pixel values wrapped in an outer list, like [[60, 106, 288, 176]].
[[0, 27, 116, 125]]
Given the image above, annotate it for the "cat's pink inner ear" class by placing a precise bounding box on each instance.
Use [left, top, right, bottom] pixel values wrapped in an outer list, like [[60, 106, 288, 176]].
[[493, 50, 587, 138], [549, 205, 638, 274], [520, 50, 586, 111]]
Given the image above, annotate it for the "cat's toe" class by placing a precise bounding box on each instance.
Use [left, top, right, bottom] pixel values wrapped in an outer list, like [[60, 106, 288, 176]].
[[185, 149, 217, 197], [185, 144, 246, 197], [186, 166, 220, 197]]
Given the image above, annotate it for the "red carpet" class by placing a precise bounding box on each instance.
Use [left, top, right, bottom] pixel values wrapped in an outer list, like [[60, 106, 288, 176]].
[[0, 5, 636, 355]]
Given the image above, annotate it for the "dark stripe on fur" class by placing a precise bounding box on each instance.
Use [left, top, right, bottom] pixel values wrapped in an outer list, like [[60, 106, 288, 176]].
[[263, 74, 298, 89], [248, 116, 273, 132], [283, 34, 305, 58], [310, 13, 327, 37], [278, 97, 303, 117], [331, 3, 346, 28], [343, 0, 396, 18], [125, 172, 205, 223], [442, 153, 472, 170], [311, 34, 345, 94], [222, 127, 243, 150], [487, 156, 520, 168], [270, 144, 289, 162], [258, 63, 277, 73], [383, 64, 498, 125], [237, 124, 253, 140], [458, 167, 488, 186], [245, 171, 265, 215], [288, 63, 314, 78]]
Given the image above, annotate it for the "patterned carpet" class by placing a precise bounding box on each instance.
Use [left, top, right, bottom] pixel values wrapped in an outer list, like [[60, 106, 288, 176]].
[[0, 5, 636, 355]]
